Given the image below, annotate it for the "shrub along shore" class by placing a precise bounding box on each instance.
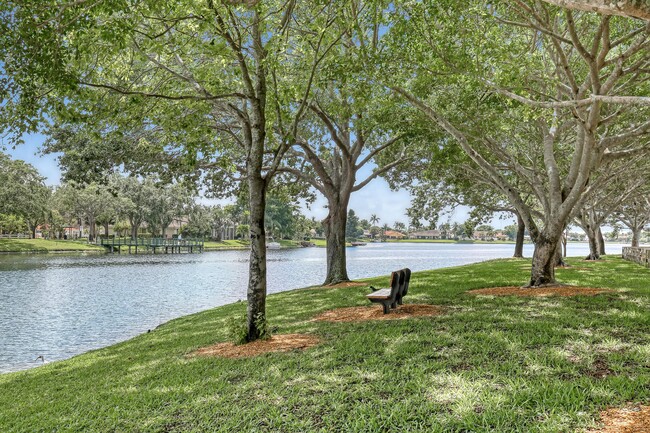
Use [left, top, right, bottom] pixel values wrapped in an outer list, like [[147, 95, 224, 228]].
[[1, 257, 648, 432]]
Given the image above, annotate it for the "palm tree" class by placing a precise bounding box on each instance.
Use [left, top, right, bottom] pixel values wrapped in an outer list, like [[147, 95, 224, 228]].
[[370, 214, 380, 226], [381, 223, 390, 240]]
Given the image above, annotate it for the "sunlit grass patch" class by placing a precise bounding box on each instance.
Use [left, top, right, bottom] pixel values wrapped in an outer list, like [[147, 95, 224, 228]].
[[0, 238, 105, 253]]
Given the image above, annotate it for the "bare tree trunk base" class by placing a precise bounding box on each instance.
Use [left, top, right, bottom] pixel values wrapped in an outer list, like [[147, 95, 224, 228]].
[[323, 277, 351, 286], [522, 282, 568, 289]]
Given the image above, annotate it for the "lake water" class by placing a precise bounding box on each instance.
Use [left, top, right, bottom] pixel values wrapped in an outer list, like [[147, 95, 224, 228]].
[[0, 242, 629, 373]]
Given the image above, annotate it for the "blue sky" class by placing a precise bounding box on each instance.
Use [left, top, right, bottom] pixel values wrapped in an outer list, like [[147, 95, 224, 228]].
[[3, 133, 512, 228]]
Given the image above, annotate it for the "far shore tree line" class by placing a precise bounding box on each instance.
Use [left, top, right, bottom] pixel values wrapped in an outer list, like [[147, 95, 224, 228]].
[[2, 151, 647, 249], [2, 1, 649, 341]]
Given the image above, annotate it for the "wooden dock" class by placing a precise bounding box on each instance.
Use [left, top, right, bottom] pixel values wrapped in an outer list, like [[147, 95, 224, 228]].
[[98, 237, 204, 254]]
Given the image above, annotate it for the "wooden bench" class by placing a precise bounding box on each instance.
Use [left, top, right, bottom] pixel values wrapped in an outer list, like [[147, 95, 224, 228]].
[[397, 268, 411, 306], [367, 270, 405, 314]]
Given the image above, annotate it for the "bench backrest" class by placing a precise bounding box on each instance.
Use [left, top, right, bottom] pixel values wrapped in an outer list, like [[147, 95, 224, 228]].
[[401, 268, 411, 297], [391, 270, 405, 301]]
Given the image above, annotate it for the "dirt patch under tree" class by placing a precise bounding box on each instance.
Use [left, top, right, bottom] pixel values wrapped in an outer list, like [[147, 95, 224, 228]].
[[585, 405, 650, 433], [313, 304, 445, 322], [467, 286, 612, 297], [192, 334, 320, 359]]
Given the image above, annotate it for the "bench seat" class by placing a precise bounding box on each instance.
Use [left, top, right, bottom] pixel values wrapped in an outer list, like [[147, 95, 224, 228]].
[[367, 289, 392, 299], [366, 268, 412, 314], [366, 270, 402, 314]]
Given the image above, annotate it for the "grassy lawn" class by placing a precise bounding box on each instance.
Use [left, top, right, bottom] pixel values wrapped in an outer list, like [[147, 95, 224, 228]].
[[1, 257, 648, 432], [0, 238, 105, 253]]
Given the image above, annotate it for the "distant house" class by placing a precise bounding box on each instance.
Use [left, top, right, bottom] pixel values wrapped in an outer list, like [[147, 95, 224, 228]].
[[409, 230, 441, 239], [165, 217, 189, 238], [473, 230, 491, 241], [211, 225, 237, 241], [617, 232, 632, 242], [473, 230, 509, 241], [384, 230, 406, 239]]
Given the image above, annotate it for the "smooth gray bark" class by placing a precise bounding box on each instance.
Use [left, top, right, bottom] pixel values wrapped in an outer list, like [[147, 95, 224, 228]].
[[246, 172, 267, 342], [597, 227, 606, 256], [529, 236, 560, 286], [513, 213, 525, 258], [554, 241, 566, 267], [323, 200, 349, 285], [585, 227, 600, 260]]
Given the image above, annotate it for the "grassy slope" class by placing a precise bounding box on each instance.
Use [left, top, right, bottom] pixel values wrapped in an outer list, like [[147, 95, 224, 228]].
[[0, 239, 105, 253], [1, 257, 649, 432]]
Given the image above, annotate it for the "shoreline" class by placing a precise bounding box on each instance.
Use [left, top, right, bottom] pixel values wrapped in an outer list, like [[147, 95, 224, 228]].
[[0, 252, 623, 375], [0, 239, 635, 256], [1, 256, 647, 432], [0, 249, 106, 255], [1, 255, 512, 375]]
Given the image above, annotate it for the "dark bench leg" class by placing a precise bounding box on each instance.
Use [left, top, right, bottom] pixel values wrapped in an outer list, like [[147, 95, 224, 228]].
[[382, 302, 390, 314]]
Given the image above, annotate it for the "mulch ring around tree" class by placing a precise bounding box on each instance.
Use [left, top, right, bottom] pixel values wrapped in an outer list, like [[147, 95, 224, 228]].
[[313, 304, 445, 323], [191, 334, 320, 359], [586, 404, 650, 433], [467, 286, 613, 297]]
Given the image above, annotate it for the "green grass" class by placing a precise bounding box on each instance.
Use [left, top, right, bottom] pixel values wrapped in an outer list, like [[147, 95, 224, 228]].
[[1, 256, 649, 432], [203, 240, 250, 250], [0, 238, 105, 253], [388, 238, 519, 244]]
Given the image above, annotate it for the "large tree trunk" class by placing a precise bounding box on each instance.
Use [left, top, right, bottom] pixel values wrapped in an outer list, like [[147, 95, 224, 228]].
[[130, 221, 138, 239], [597, 226, 605, 256], [245, 74, 269, 342], [632, 227, 641, 247], [585, 228, 600, 260], [89, 220, 96, 242], [322, 199, 350, 285], [513, 213, 525, 258], [529, 235, 560, 287], [246, 172, 267, 342], [104, 222, 109, 236], [554, 241, 566, 267]]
